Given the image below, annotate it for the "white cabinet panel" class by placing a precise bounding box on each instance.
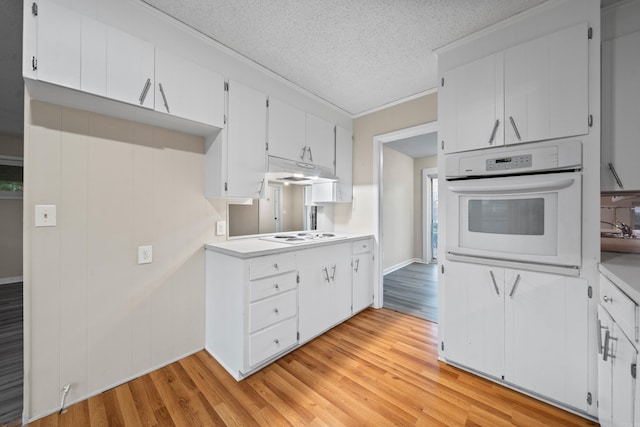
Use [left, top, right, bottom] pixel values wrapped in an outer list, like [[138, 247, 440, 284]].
[[352, 240, 373, 313], [305, 113, 335, 170], [443, 261, 504, 378], [106, 27, 154, 109], [268, 97, 306, 161], [298, 244, 352, 342], [597, 306, 614, 427], [504, 270, 588, 410], [36, 0, 82, 89], [505, 23, 589, 145], [226, 81, 267, 198], [335, 126, 353, 203], [602, 31, 640, 191], [80, 16, 107, 96], [443, 53, 503, 153]]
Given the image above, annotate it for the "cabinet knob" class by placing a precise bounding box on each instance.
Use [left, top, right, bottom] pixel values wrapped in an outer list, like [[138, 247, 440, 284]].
[[603, 295, 613, 303], [273, 263, 279, 270], [274, 308, 279, 315], [274, 283, 280, 290], [274, 339, 280, 345]]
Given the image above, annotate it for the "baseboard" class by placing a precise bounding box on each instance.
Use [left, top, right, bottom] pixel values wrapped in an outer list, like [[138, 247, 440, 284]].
[[0, 276, 23, 285], [383, 258, 422, 275]]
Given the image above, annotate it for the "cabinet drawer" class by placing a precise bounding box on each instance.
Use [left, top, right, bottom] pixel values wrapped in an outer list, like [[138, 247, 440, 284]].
[[249, 253, 296, 280], [249, 317, 297, 368], [352, 239, 373, 255], [250, 271, 297, 302], [249, 290, 297, 333], [601, 274, 639, 342]]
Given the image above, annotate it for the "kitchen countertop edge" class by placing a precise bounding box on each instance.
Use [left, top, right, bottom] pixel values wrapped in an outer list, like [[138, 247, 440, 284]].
[[600, 251, 640, 301], [205, 234, 375, 259]]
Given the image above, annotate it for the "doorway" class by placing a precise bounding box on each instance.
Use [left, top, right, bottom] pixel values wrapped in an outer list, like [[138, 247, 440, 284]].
[[373, 122, 439, 322]]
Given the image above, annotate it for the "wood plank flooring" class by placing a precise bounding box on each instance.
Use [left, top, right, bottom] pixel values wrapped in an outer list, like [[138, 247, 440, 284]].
[[0, 282, 23, 426], [28, 308, 596, 426], [384, 263, 438, 322]]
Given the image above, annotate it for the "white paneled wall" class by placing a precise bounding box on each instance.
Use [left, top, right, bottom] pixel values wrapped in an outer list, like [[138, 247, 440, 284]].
[[25, 99, 213, 419]]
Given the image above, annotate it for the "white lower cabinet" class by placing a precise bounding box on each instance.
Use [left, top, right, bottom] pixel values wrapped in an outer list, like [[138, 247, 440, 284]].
[[443, 260, 589, 411], [298, 243, 352, 343], [597, 273, 640, 427], [352, 239, 373, 313], [205, 237, 373, 380]]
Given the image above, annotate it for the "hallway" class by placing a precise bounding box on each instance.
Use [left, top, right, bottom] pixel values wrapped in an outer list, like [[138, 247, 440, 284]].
[[383, 262, 437, 322]]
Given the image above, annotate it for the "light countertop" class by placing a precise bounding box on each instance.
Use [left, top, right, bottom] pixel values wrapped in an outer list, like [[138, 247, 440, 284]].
[[205, 234, 374, 259], [600, 251, 640, 301]]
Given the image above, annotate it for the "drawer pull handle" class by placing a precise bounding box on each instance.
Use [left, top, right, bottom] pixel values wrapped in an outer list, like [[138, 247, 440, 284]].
[[274, 339, 280, 345], [597, 319, 608, 355], [331, 265, 337, 281], [273, 308, 279, 315], [489, 270, 499, 296], [273, 263, 279, 270], [354, 258, 360, 273], [603, 330, 617, 361], [323, 267, 330, 282], [603, 295, 613, 303], [274, 283, 279, 290]]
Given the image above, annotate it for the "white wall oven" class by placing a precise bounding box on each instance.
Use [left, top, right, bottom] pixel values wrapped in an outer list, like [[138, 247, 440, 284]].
[[445, 140, 583, 270]]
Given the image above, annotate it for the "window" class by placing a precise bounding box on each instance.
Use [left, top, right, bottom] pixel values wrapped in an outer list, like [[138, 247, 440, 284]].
[[0, 156, 23, 199]]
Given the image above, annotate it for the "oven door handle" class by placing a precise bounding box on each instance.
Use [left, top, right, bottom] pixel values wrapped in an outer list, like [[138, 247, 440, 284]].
[[448, 178, 576, 194]]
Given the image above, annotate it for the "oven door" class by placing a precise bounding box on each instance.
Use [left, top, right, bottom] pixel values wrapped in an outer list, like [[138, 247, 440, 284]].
[[446, 171, 582, 268]]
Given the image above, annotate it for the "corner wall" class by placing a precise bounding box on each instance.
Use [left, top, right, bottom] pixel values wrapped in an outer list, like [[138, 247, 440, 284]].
[[24, 97, 218, 420]]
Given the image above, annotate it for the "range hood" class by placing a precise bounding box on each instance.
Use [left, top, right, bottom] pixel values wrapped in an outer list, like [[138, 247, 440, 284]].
[[266, 155, 338, 184]]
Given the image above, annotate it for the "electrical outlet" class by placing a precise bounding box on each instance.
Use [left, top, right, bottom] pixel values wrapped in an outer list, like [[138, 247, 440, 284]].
[[35, 204, 57, 227], [216, 221, 226, 236], [138, 245, 152, 264]]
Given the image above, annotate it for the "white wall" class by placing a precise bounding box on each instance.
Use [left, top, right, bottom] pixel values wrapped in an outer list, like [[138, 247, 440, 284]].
[[413, 155, 437, 260], [24, 98, 217, 420], [382, 146, 414, 271]]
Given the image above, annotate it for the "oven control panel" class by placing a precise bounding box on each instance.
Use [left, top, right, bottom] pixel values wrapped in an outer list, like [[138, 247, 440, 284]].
[[486, 154, 532, 171]]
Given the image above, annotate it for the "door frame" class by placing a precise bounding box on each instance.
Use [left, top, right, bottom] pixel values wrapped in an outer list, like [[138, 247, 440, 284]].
[[372, 121, 438, 308], [422, 167, 438, 263]]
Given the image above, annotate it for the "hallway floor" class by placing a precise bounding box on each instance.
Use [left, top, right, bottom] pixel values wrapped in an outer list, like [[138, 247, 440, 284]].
[[383, 262, 437, 322], [0, 282, 23, 425]]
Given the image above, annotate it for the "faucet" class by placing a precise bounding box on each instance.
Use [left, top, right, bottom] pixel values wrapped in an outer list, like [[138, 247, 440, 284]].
[[601, 221, 634, 238]]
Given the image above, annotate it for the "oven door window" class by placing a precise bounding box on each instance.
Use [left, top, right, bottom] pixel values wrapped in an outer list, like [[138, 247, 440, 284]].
[[468, 198, 545, 235]]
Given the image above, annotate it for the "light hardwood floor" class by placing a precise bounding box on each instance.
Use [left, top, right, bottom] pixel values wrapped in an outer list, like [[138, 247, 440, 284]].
[[28, 308, 597, 426]]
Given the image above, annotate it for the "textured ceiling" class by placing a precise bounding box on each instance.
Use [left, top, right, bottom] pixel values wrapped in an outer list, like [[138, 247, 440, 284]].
[[386, 132, 438, 158], [141, 0, 548, 116]]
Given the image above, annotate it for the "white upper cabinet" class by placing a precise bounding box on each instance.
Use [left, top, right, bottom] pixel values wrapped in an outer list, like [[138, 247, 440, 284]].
[[226, 80, 267, 198], [504, 23, 589, 145], [106, 27, 154, 109], [305, 113, 335, 170], [34, 0, 82, 90], [442, 22, 589, 154], [268, 98, 307, 161], [334, 125, 353, 203], [80, 17, 107, 96], [155, 48, 224, 128], [442, 53, 504, 153], [601, 31, 640, 191]]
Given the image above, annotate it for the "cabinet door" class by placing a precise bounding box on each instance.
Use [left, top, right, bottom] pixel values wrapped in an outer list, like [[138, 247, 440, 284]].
[[268, 98, 306, 161], [505, 23, 589, 145], [154, 48, 182, 116], [335, 126, 353, 202], [597, 305, 614, 427], [602, 31, 640, 191], [106, 27, 154, 109], [443, 53, 503, 153], [504, 270, 588, 410], [306, 113, 335, 169], [36, 0, 82, 89], [298, 244, 351, 342], [352, 253, 373, 313], [227, 80, 267, 198], [180, 58, 224, 128], [610, 322, 636, 427], [80, 16, 107, 96], [443, 261, 504, 378]]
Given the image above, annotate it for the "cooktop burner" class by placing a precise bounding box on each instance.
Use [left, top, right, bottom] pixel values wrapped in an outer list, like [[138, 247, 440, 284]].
[[259, 232, 346, 245]]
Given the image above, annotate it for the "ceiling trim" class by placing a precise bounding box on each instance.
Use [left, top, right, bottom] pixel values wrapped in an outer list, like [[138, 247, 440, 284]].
[[352, 88, 438, 119], [135, 0, 353, 118]]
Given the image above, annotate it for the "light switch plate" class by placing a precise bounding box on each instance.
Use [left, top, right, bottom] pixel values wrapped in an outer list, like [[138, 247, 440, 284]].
[[35, 205, 56, 227], [216, 221, 226, 236], [138, 245, 152, 264]]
